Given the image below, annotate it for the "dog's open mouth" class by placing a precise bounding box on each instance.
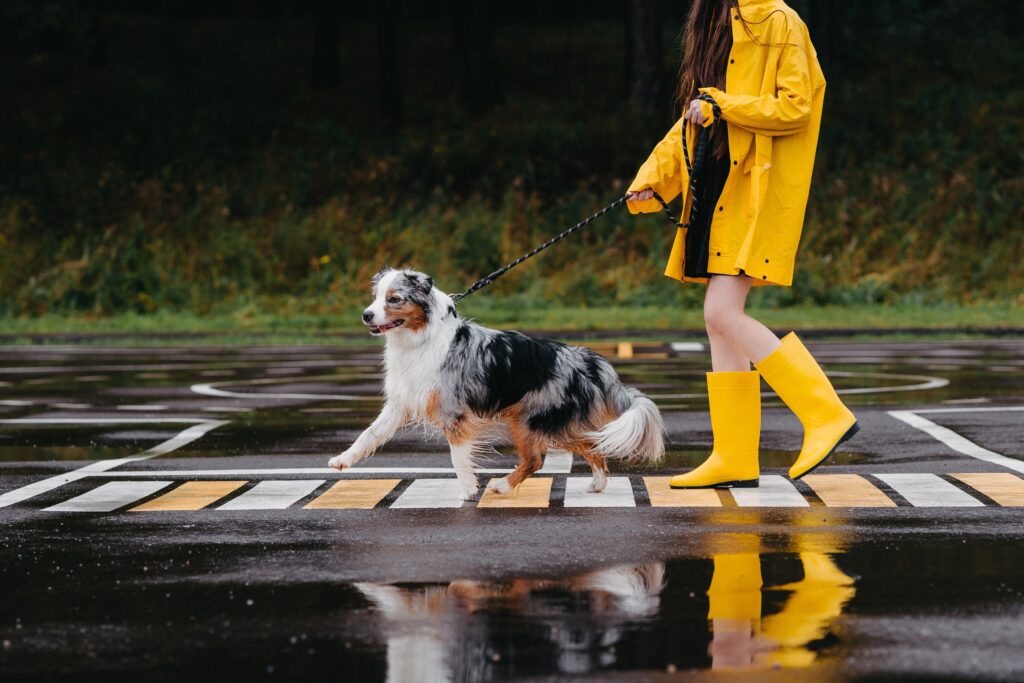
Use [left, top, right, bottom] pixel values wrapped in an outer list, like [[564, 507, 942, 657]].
[[368, 319, 405, 335]]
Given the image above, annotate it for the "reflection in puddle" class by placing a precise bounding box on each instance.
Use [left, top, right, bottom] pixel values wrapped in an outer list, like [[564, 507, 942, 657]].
[[358, 536, 855, 680]]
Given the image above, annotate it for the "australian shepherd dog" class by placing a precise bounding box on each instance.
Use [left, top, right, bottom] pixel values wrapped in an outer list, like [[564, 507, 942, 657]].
[[328, 268, 665, 500]]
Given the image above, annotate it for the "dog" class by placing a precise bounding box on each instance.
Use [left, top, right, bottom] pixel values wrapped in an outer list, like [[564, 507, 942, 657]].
[[327, 268, 665, 500]]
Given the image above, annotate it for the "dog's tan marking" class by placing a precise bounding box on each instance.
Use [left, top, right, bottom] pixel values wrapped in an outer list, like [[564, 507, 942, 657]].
[[386, 294, 428, 332]]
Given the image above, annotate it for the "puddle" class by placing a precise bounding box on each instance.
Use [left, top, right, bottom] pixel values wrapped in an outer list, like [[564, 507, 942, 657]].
[[2, 528, 1022, 679]]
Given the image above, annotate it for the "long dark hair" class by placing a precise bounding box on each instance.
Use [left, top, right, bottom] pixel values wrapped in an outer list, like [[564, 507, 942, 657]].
[[677, 0, 736, 160]]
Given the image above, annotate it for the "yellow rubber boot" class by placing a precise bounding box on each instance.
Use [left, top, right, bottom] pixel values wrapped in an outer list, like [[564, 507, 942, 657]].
[[754, 332, 859, 480], [669, 370, 760, 489]]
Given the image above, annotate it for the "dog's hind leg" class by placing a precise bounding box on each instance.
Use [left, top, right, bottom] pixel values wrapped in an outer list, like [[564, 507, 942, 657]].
[[487, 426, 544, 495], [573, 446, 610, 493]]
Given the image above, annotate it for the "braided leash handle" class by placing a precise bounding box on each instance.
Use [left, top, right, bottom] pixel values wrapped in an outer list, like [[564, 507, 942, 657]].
[[451, 94, 720, 305]]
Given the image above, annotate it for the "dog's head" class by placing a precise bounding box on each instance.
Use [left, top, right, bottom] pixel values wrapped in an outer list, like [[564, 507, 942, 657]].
[[362, 268, 441, 337]]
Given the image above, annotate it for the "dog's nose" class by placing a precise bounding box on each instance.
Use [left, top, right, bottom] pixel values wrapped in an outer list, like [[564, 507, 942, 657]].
[[362, 309, 374, 323]]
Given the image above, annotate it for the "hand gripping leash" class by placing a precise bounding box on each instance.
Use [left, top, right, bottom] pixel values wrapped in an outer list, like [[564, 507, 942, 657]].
[[450, 95, 719, 304]]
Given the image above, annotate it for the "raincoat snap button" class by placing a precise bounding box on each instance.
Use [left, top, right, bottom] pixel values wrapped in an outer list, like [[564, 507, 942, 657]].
[[764, 258, 769, 263], [733, 160, 737, 165], [762, 275, 767, 279], [729, 59, 735, 64], [716, 251, 721, 256], [718, 206, 723, 211]]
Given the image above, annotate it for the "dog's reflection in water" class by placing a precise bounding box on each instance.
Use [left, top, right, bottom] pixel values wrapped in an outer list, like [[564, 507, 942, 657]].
[[356, 564, 665, 682]]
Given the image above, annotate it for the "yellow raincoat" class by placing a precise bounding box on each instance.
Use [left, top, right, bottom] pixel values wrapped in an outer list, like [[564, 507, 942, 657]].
[[627, 0, 825, 287]]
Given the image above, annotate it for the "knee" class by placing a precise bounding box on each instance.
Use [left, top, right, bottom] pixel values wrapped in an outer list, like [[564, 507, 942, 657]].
[[703, 303, 737, 337]]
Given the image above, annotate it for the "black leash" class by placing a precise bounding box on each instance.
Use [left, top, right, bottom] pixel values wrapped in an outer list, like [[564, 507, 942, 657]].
[[450, 94, 720, 305]]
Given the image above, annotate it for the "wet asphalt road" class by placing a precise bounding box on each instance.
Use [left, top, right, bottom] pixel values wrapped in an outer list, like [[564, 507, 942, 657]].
[[1, 336, 1023, 681]]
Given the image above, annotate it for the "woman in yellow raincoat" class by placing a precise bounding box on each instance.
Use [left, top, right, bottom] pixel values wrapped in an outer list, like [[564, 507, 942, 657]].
[[626, 0, 859, 488]]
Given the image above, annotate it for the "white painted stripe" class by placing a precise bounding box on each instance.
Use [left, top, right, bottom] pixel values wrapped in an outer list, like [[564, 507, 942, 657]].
[[201, 406, 252, 413], [652, 370, 948, 400], [116, 404, 169, 411], [84, 467, 515, 477], [563, 477, 635, 507], [51, 403, 91, 410], [876, 473, 984, 507], [538, 450, 573, 474], [888, 410, 1024, 474], [218, 480, 325, 510], [0, 420, 228, 509], [191, 378, 363, 402], [0, 418, 215, 424], [44, 481, 172, 512], [670, 342, 705, 352], [910, 405, 1024, 414], [391, 480, 466, 509], [731, 475, 809, 507], [0, 399, 33, 406]]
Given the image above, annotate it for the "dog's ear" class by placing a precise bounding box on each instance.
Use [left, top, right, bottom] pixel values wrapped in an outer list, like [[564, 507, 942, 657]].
[[406, 272, 433, 295]]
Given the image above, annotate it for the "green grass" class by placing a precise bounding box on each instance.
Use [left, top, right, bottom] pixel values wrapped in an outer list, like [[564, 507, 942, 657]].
[[2, 300, 1019, 346]]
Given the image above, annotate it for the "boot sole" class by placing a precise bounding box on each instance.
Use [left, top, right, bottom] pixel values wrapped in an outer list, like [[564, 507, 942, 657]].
[[791, 420, 860, 480], [670, 478, 760, 490]]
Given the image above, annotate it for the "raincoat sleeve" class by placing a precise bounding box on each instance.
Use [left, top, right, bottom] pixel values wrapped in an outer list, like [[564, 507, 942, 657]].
[[698, 25, 814, 137], [626, 117, 686, 214]]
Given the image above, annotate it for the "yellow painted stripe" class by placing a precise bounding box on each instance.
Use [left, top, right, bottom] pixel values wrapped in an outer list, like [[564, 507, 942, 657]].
[[953, 473, 1024, 507], [130, 480, 246, 511], [478, 478, 552, 508], [802, 474, 896, 507], [643, 477, 722, 507], [616, 342, 634, 359], [304, 479, 400, 509]]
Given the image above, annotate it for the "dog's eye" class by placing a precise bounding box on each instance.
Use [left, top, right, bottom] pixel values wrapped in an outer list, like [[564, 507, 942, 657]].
[[386, 296, 401, 305]]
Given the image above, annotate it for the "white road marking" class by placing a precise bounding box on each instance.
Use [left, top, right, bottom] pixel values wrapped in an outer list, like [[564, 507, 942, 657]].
[[51, 403, 91, 410], [44, 481, 172, 512], [218, 480, 325, 510], [652, 370, 948, 399], [731, 475, 809, 507], [390, 480, 466, 508], [563, 477, 635, 507], [670, 342, 705, 352], [0, 419, 228, 509], [201, 406, 253, 413], [0, 399, 33, 406], [875, 473, 984, 507], [116, 404, 169, 411], [888, 407, 1024, 475], [191, 376, 364, 402], [88, 467, 516, 477], [538, 450, 573, 473]]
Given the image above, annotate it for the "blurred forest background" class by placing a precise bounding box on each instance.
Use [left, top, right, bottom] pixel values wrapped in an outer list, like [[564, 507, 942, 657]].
[[2, 0, 1022, 331]]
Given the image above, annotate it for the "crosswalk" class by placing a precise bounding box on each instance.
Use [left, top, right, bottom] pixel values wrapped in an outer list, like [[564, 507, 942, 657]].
[[20, 471, 1024, 512]]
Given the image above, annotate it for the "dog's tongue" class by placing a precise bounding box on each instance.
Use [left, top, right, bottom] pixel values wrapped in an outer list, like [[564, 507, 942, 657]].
[[371, 320, 400, 334]]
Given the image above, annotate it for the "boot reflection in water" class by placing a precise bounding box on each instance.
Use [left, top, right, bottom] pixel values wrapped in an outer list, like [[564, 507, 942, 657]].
[[706, 552, 855, 670]]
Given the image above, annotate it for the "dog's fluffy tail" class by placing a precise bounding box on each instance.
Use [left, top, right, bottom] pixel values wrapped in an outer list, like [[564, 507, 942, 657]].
[[586, 386, 665, 465]]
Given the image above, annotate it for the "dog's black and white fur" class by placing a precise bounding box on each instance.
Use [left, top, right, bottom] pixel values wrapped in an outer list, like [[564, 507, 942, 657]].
[[328, 268, 665, 500]]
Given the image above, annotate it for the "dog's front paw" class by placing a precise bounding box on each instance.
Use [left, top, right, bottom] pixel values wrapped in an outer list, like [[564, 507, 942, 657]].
[[328, 453, 356, 471], [486, 477, 512, 496], [456, 481, 480, 501], [587, 473, 608, 494]]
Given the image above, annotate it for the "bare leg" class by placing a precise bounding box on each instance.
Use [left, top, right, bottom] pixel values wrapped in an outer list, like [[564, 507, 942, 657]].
[[328, 402, 405, 469], [704, 274, 782, 370]]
